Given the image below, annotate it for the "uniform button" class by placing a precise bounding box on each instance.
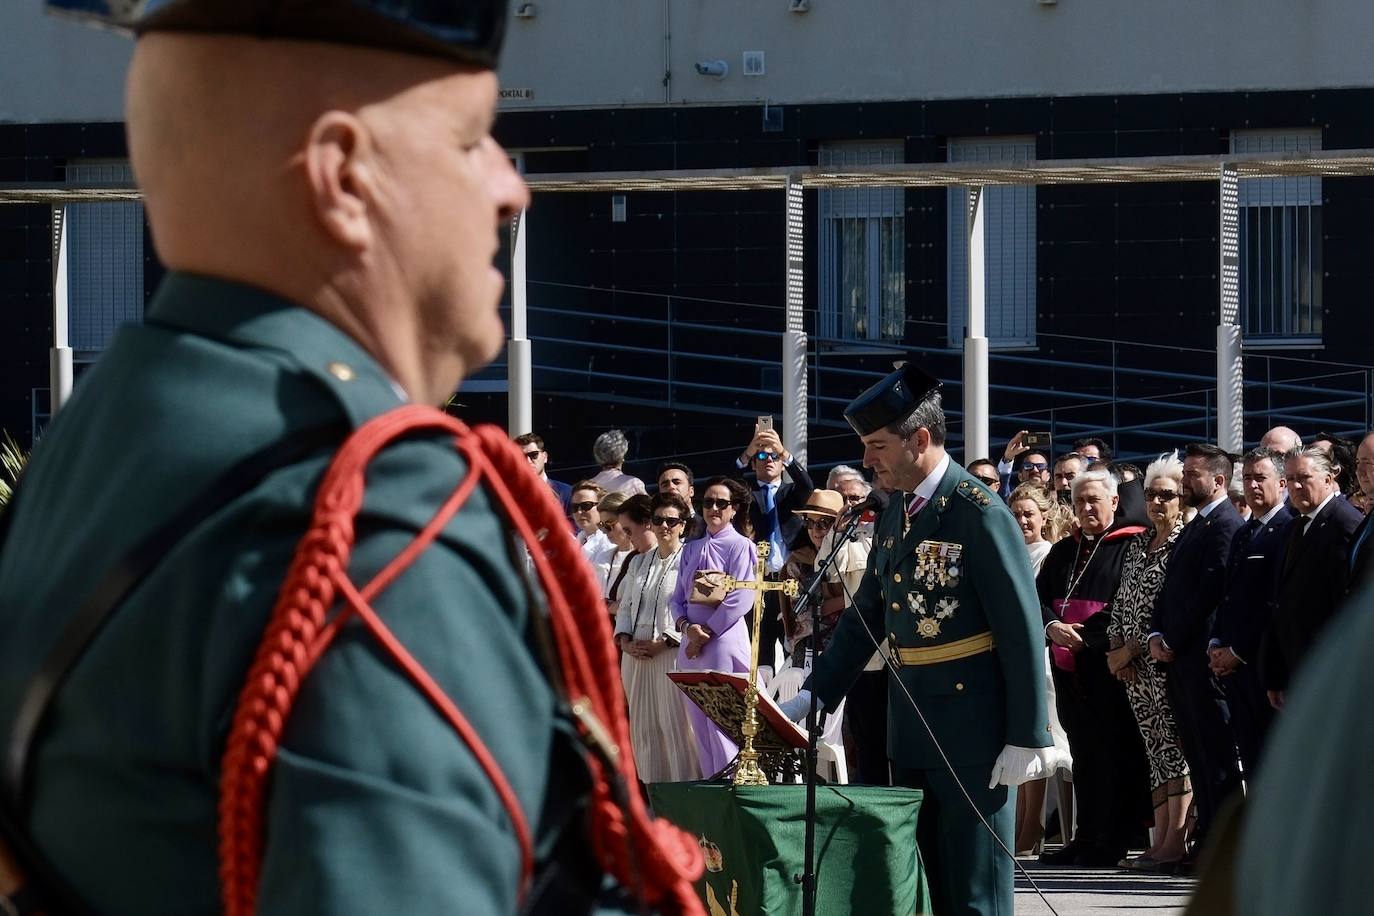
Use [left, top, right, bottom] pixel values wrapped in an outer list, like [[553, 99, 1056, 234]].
[[893, 573, 902, 583], [891, 602, 900, 611], [327, 361, 355, 381], [955, 682, 965, 691]]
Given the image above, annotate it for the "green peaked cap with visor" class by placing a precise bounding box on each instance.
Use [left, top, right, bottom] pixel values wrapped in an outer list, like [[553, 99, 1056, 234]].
[[843, 356, 943, 437], [45, 0, 509, 68]]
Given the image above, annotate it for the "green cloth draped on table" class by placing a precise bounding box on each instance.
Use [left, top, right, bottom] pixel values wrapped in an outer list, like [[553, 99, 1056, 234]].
[[648, 782, 932, 915]]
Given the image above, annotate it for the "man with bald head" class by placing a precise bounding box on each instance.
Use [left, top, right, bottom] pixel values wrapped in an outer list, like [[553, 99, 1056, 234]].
[[0, 3, 670, 914], [1259, 426, 1302, 453]]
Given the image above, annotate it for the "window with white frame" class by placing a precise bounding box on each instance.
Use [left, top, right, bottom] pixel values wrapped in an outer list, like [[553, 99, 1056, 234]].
[[66, 160, 144, 352], [1231, 129, 1322, 343], [817, 142, 905, 341], [946, 137, 1036, 348]]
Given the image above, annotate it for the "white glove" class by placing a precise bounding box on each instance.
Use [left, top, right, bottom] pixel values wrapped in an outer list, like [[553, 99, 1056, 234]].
[[778, 689, 818, 723], [988, 744, 1056, 788]]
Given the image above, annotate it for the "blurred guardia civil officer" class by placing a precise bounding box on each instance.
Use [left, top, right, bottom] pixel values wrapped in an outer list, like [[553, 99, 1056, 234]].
[[781, 361, 1052, 916], [0, 2, 701, 914]]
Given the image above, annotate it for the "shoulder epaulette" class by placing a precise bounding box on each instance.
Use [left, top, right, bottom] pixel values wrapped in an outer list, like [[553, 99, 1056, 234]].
[[955, 479, 995, 511]]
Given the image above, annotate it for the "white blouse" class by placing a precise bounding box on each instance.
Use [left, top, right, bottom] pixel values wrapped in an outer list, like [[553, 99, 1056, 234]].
[[579, 529, 617, 587], [614, 547, 684, 642]]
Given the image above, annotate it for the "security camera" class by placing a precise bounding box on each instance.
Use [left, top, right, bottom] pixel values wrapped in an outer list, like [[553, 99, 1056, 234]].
[[694, 60, 729, 79]]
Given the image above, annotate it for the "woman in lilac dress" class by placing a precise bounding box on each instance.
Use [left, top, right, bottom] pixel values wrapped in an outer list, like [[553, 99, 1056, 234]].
[[669, 476, 758, 778]]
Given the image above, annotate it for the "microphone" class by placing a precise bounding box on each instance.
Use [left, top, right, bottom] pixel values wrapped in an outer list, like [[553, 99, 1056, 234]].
[[846, 490, 889, 518], [835, 490, 888, 530]]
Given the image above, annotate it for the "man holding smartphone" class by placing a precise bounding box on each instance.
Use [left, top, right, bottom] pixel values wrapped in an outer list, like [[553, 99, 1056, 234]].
[[997, 430, 1052, 497], [733, 419, 815, 667]]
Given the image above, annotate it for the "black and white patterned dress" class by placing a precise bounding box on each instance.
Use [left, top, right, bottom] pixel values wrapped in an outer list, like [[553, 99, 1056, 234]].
[[1107, 524, 1192, 807]]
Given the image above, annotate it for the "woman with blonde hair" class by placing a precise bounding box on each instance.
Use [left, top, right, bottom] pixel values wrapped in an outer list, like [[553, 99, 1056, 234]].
[[1106, 450, 1193, 871], [1008, 482, 1073, 853]]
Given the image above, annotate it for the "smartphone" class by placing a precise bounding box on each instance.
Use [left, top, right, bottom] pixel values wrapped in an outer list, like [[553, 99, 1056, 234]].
[[757, 415, 774, 433], [1023, 431, 1051, 448]]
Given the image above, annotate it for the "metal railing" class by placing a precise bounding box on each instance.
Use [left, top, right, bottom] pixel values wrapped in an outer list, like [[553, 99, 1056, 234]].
[[521, 279, 1372, 464]]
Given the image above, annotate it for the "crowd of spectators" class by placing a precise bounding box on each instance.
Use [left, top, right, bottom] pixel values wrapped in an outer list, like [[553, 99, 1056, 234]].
[[516, 421, 1374, 873]]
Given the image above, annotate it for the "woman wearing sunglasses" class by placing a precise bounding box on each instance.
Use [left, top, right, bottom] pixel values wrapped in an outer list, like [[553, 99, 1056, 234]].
[[571, 480, 606, 547], [613, 493, 700, 783], [668, 476, 758, 777], [596, 492, 633, 609], [1105, 452, 1193, 872], [782, 489, 848, 668]]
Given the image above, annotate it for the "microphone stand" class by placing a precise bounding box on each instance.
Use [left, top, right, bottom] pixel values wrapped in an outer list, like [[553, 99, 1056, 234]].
[[792, 505, 871, 916]]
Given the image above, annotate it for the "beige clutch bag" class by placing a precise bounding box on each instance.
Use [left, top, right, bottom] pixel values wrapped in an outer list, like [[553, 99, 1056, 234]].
[[691, 570, 730, 608]]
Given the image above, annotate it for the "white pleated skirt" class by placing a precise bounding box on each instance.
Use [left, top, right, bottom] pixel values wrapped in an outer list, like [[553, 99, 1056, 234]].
[[620, 648, 701, 783]]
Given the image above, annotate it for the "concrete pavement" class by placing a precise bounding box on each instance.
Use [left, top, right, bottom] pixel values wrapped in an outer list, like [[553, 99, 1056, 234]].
[[1014, 858, 1195, 915]]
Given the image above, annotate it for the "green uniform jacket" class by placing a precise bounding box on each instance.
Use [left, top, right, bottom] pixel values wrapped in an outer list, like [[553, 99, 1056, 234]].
[[0, 275, 586, 914], [809, 461, 1050, 769]]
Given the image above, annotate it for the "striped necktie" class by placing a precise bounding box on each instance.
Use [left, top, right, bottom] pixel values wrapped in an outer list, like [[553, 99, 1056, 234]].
[[906, 494, 927, 517]]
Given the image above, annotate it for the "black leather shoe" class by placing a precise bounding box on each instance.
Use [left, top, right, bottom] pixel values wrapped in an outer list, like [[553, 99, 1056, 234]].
[[1039, 841, 1084, 865]]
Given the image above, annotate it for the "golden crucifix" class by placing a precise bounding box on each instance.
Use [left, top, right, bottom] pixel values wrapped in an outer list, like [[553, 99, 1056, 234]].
[[722, 541, 798, 786]]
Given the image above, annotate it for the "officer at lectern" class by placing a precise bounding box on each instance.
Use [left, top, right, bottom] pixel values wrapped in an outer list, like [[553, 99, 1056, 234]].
[[782, 360, 1052, 915]]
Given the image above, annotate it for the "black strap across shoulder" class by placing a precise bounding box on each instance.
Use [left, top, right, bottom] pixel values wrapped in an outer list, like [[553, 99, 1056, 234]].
[[2, 421, 346, 811]]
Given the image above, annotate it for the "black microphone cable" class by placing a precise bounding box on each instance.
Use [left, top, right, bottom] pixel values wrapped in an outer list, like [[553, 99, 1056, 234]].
[[818, 535, 1066, 916]]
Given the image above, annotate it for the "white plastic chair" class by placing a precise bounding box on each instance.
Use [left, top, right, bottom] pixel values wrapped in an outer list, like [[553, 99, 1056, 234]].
[[767, 665, 848, 784]]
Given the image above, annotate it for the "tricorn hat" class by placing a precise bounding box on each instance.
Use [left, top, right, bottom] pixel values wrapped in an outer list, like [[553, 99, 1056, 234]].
[[842, 356, 942, 437], [46, 0, 509, 68]]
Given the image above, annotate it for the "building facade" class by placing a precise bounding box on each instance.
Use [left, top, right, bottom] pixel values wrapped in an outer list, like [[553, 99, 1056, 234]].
[[3, 2, 1372, 480]]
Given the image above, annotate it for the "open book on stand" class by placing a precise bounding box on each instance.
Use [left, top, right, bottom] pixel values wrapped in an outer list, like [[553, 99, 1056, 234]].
[[668, 670, 808, 753]]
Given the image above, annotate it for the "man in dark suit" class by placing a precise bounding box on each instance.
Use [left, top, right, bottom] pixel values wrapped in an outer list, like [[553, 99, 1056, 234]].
[[1260, 446, 1363, 707], [1148, 442, 1244, 863], [733, 424, 814, 668], [1208, 447, 1292, 780], [1346, 431, 1374, 594], [994, 431, 1052, 499], [733, 425, 815, 561], [656, 461, 707, 541], [515, 432, 572, 515]]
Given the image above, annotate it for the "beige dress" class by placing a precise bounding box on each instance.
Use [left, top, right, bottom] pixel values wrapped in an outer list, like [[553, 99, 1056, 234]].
[[1027, 539, 1072, 774], [613, 547, 700, 783]]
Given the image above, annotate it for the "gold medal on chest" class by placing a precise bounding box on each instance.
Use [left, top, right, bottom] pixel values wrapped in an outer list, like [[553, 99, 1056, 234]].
[[915, 540, 964, 591]]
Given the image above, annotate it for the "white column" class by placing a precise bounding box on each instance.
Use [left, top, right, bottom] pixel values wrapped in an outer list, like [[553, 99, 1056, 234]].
[[50, 204, 73, 416], [963, 188, 989, 463], [508, 209, 532, 435], [1217, 166, 1244, 453], [782, 175, 808, 467]]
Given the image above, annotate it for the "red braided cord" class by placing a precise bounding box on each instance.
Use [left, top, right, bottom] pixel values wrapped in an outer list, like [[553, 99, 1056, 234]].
[[218, 406, 704, 915], [463, 427, 705, 912]]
